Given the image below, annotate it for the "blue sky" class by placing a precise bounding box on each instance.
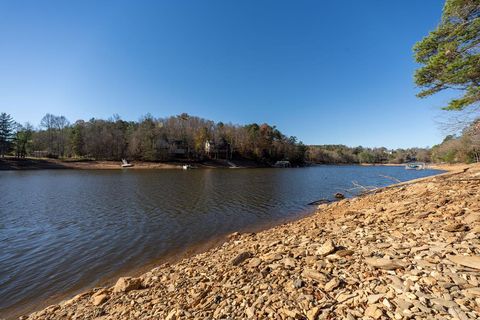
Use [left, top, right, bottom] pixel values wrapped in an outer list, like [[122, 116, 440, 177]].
[[0, 0, 454, 148]]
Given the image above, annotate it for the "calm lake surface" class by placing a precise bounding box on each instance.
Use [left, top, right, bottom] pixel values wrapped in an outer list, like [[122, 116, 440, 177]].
[[0, 166, 442, 317]]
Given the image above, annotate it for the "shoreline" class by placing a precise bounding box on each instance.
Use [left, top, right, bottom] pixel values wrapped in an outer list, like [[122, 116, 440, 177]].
[[0, 158, 264, 171], [0, 157, 466, 171], [18, 163, 480, 320]]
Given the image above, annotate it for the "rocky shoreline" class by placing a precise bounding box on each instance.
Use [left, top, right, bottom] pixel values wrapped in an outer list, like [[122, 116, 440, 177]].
[[23, 164, 480, 319]]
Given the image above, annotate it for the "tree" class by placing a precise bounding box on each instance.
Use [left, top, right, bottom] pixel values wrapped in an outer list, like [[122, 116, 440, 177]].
[[14, 123, 34, 158], [414, 0, 480, 111], [0, 112, 15, 157]]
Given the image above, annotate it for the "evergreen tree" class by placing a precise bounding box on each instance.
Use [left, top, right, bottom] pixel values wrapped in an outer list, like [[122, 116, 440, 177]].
[[414, 0, 480, 110], [0, 112, 15, 157]]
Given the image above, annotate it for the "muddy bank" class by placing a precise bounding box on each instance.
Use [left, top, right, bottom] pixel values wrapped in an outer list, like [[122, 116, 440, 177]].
[[0, 158, 262, 170], [20, 164, 480, 319]]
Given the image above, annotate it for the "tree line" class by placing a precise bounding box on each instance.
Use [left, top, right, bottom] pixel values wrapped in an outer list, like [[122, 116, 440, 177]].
[[3, 111, 479, 165], [0, 112, 306, 165], [306, 145, 431, 165]]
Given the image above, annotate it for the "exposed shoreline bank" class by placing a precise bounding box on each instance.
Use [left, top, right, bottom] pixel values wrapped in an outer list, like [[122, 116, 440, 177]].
[[18, 164, 480, 319], [0, 157, 466, 171], [0, 158, 264, 170]]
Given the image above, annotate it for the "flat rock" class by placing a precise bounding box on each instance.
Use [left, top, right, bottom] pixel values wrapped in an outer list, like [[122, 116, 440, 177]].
[[364, 305, 383, 319], [91, 294, 109, 306], [367, 294, 385, 304], [316, 240, 336, 256], [302, 269, 327, 283], [365, 257, 405, 270], [247, 257, 262, 268], [231, 251, 252, 266], [445, 223, 469, 232], [306, 306, 321, 320], [324, 278, 340, 292], [448, 255, 480, 270], [113, 277, 142, 293], [463, 212, 480, 224]]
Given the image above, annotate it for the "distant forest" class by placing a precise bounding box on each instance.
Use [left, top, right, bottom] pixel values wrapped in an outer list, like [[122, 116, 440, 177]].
[[1, 112, 479, 165]]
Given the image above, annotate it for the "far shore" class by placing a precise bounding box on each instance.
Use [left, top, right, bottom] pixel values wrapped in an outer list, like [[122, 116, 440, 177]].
[[0, 157, 264, 171], [0, 157, 465, 171]]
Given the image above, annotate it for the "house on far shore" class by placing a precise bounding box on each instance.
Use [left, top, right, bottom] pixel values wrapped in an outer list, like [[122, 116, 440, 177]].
[[274, 160, 291, 168], [204, 139, 232, 160]]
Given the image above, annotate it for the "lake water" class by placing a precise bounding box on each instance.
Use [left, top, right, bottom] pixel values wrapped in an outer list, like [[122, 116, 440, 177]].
[[0, 165, 442, 318]]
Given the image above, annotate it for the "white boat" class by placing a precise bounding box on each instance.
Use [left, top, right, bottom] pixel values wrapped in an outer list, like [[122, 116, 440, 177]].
[[121, 159, 133, 168], [405, 162, 425, 170], [182, 164, 192, 170]]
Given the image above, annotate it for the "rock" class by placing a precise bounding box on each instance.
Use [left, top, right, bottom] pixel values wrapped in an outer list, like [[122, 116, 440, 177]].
[[306, 306, 321, 320], [245, 306, 255, 318], [463, 287, 480, 296], [448, 307, 469, 320], [302, 269, 327, 283], [395, 298, 412, 312], [430, 298, 458, 308], [364, 257, 404, 270], [292, 279, 303, 289], [335, 192, 345, 199], [445, 223, 469, 232], [463, 212, 480, 224], [382, 298, 393, 310], [282, 308, 301, 318], [364, 305, 383, 319], [324, 278, 340, 292], [336, 249, 354, 257], [91, 293, 109, 306], [165, 309, 176, 320], [247, 257, 262, 268], [316, 240, 336, 256], [367, 294, 385, 304], [336, 292, 357, 303], [283, 257, 296, 268], [231, 251, 252, 266], [448, 255, 480, 270], [113, 277, 142, 293]]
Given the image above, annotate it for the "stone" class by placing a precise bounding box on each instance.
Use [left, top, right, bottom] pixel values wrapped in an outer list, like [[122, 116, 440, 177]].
[[336, 292, 357, 303], [247, 257, 262, 268], [91, 293, 109, 306], [302, 269, 327, 283], [324, 278, 340, 292], [231, 251, 252, 266], [365, 257, 404, 270], [463, 212, 480, 224], [367, 294, 385, 304], [448, 255, 480, 270], [430, 298, 458, 308], [165, 309, 176, 320], [283, 257, 296, 268], [245, 306, 255, 318], [335, 192, 345, 199], [335, 249, 354, 257], [445, 223, 469, 232], [463, 287, 480, 296], [306, 306, 321, 320], [395, 298, 412, 312], [316, 240, 336, 256], [364, 305, 383, 319], [113, 277, 142, 293]]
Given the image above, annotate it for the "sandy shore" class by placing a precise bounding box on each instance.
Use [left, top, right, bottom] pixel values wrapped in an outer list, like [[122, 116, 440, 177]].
[[20, 163, 480, 319]]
